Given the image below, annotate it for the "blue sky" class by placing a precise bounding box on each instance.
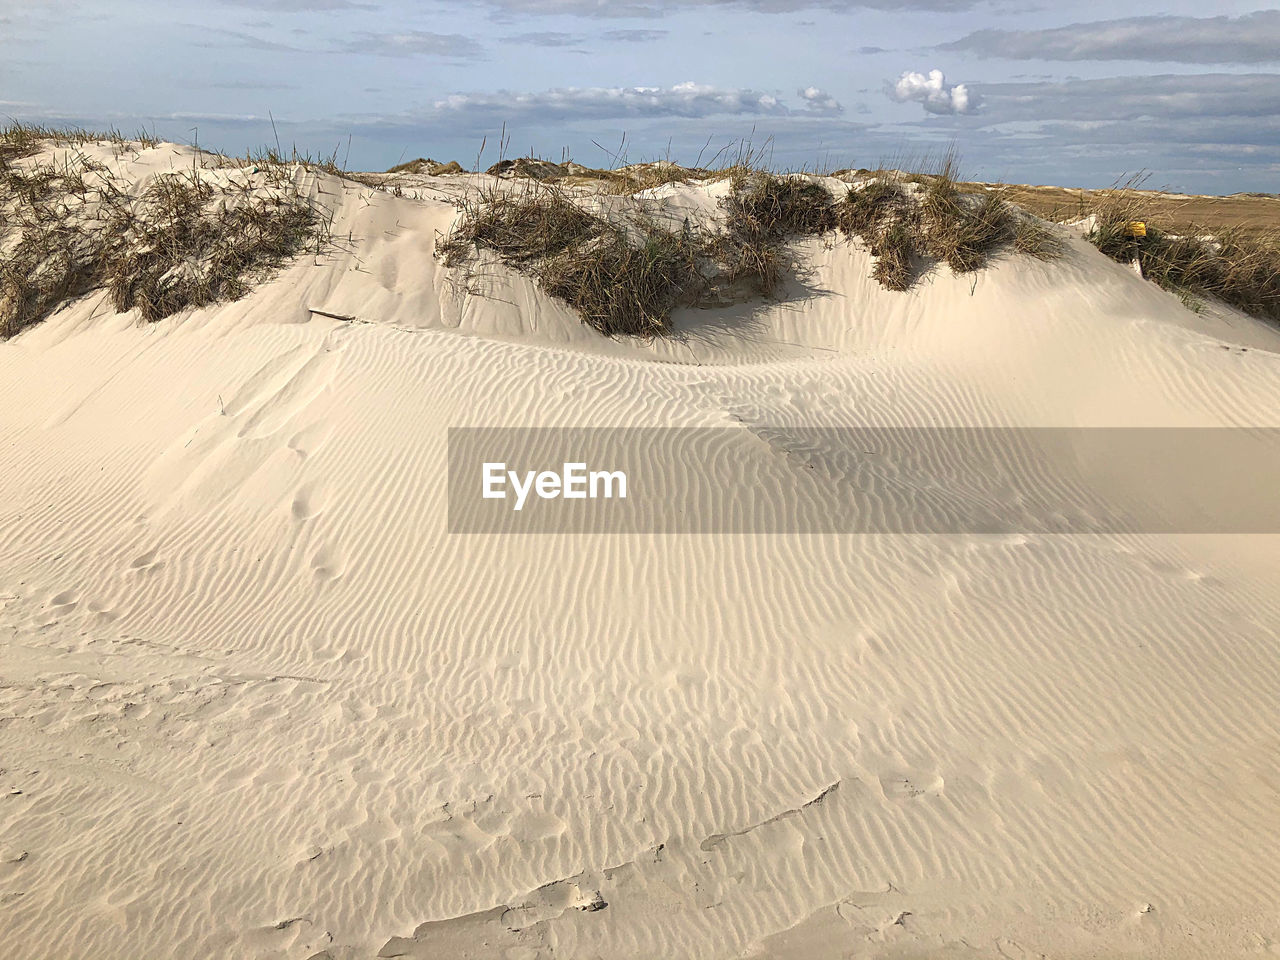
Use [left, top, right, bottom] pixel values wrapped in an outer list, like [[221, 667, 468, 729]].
[[2, 1, 1278, 192]]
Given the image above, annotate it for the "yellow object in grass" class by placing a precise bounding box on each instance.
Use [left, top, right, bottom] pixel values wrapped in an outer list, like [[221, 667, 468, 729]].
[[1125, 221, 1147, 238]]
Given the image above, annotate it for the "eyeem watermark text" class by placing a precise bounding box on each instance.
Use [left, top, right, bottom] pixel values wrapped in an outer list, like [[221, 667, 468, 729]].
[[449, 427, 1280, 533], [482, 462, 627, 511]]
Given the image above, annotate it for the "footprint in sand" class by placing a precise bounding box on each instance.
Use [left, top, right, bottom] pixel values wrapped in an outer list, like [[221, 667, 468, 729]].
[[310, 545, 346, 581], [237, 353, 340, 441], [85, 598, 117, 621], [221, 347, 309, 418], [340, 699, 376, 723], [37, 590, 81, 623], [85, 682, 122, 701], [291, 482, 327, 522], [295, 844, 325, 866], [129, 550, 162, 572], [878, 770, 945, 803], [508, 808, 568, 843], [286, 421, 333, 461]]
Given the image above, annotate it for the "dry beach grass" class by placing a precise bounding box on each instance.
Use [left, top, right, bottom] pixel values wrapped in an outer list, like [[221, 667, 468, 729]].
[[8, 124, 1277, 340], [1082, 181, 1280, 321], [436, 162, 1066, 336], [0, 125, 325, 337]]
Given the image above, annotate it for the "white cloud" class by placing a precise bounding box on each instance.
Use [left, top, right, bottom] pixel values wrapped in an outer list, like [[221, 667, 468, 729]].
[[890, 69, 975, 115], [798, 86, 844, 116]]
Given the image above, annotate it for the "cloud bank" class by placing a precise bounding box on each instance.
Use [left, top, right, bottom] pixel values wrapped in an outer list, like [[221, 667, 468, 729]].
[[427, 82, 841, 124], [977, 73, 1280, 126], [480, 0, 976, 16], [943, 12, 1280, 65]]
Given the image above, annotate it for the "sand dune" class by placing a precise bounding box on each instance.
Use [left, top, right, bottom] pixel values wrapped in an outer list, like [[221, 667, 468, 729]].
[[2, 142, 1280, 959]]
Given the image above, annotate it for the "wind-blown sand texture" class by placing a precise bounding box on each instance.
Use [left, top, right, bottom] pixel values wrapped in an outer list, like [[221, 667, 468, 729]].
[[2, 141, 1280, 959]]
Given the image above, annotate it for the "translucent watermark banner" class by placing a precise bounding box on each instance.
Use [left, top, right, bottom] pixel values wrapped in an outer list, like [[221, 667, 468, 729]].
[[447, 427, 1280, 534]]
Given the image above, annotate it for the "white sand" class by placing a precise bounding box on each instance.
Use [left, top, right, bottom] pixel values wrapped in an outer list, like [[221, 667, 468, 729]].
[[2, 143, 1280, 959]]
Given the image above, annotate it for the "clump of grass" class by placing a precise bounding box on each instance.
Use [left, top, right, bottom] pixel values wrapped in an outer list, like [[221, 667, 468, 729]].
[[1087, 191, 1280, 321], [598, 162, 702, 195], [723, 170, 837, 239], [0, 148, 114, 336], [705, 229, 787, 299], [831, 157, 1062, 286], [439, 172, 841, 334], [927, 187, 1062, 274], [1, 122, 159, 164], [439, 188, 600, 267], [1, 125, 51, 162], [105, 172, 319, 322], [837, 177, 907, 236], [541, 223, 702, 337], [387, 158, 465, 175], [486, 158, 570, 181], [918, 172, 1010, 274], [714, 171, 838, 296], [868, 221, 916, 292], [0, 225, 103, 337], [2, 131, 323, 337], [834, 176, 922, 289], [438, 186, 703, 336], [1010, 215, 1062, 260]]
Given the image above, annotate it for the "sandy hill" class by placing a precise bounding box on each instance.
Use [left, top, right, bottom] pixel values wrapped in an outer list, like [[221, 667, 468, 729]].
[[2, 139, 1280, 960]]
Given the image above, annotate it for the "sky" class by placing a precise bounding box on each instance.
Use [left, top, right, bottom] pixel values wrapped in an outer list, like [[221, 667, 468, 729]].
[[1, 0, 1278, 193]]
